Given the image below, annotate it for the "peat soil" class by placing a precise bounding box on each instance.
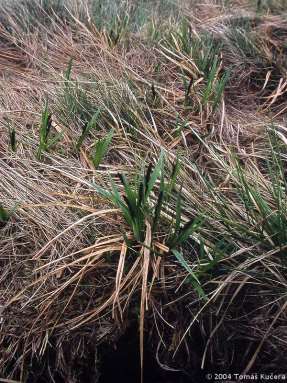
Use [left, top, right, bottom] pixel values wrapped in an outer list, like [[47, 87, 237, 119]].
[[25, 321, 211, 383], [97, 322, 208, 383]]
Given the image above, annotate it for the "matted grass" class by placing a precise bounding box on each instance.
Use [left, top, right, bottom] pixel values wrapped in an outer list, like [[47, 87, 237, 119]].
[[1, 0, 287, 382]]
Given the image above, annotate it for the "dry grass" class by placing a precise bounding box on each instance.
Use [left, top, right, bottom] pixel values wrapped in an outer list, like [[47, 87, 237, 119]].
[[1, 0, 287, 382]]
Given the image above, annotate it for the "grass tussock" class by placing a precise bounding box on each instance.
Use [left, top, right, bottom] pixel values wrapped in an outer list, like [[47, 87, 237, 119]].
[[1, 0, 287, 382]]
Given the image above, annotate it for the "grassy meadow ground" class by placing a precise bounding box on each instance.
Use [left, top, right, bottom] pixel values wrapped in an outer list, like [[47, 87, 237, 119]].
[[1, 0, 287, 381]]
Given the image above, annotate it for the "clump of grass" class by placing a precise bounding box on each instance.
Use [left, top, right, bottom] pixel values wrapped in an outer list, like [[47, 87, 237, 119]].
[[91, 0, 181, 38], [94, 154, 204, 294], [226, 24, 259, 61], [234, 128, 287, 248], [189, 125, 287, 249], [189, 34, 230, 113], [59, 59, 100, 131], [201, 56, 230, 112], [95, 153, 166, 242], [106, 14, 129, 47], [92, 154, 206, 381], [37, 101, 52, 159], [256, 0, 287, 13], [37, 101, 62, 160], [0, 204, 10, 227], [161, 24, 229, 116], [0, 0, 86, 33], [5, 118, 17, 152], [76, 109, 101, 152], [9, 128, 16, 152], [91, 128, 114, 168]]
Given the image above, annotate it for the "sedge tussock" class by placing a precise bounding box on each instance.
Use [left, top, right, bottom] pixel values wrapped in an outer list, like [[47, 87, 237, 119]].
[[1, 0, 287, 381]]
